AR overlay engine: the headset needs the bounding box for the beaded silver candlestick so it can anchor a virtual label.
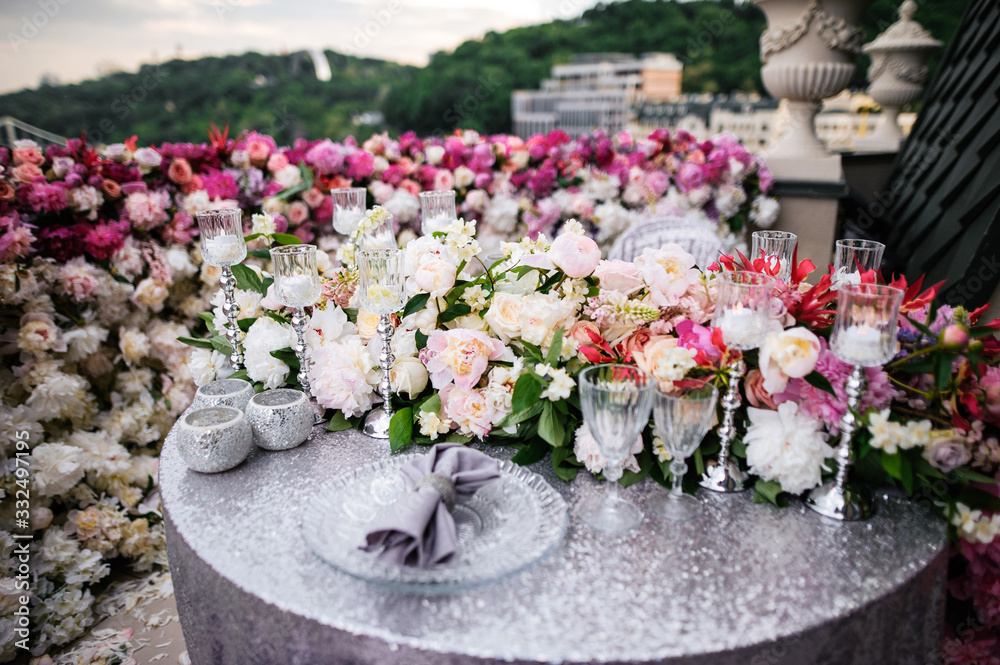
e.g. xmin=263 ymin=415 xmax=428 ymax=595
xmin=270 ymin=244 xmax=324 ymax=423
xmin=701 ymin=271 xmax=775 ymax=493
xmin=807 ymin=283 xmax=904 ymax=521
xmin=357 ymin=248 xmax=406 ymax=439
xmin=197 ymin=208 xmax=247 ymax=371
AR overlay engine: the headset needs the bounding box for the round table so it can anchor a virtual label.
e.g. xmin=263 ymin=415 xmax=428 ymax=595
xmin=161 ymin=424 xmax=948 ymax=665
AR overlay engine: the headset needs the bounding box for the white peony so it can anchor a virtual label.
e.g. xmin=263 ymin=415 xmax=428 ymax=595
xmin=165 ymin=246 xmax=197 ymax=279
xmin=383 ymin=189 xmax=420 ymax=224
xmin=64 ymin=324 xmax=109 ymax=361
xmin=305 ymin=305 xmax=356 ymax=350
xmin=750 ymin=196 xmax=780 ymax=228
xmin=483 ymin=195 xmax=520 ymax=233
xmin=243 ymin=317 xmax=296 ymax=390
xmin=744 ymin=402 xmax=834 ymax=495
xmin=715 ymin=183 xmax=747 ymax=219
xmin=188 ymin=348 xmax=230 ymax=386
xmin=118 ymin=327 xmax=151 ymax=365
xmin=309 ymin=339 xmax=380 ymax=417
xmin=635 ymin=244 xmax=701 ymax=307
xmin=518 ymin=292 xmax=577 ymax=348
xmin=31 ymin=443 xmax=86 ymax=497
xmin=273 ymin=164 xmax=302 ymax=189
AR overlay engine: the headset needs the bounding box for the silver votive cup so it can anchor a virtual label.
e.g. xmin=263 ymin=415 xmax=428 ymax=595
xmin=191 ymin=379 xmax=254 ymax=412
xmin=177 ymin=406 xmax=253 ymax=473
xmin=245 ymin=389 xmax=314 ymax=451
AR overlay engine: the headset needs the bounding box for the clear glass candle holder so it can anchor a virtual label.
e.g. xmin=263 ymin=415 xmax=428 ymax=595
xmin=356 ymin=208 xmax=397 ymax=252
xmin=419 ymin=190 xmax=457 ymax=236
xmin=271 ymin=245 xmax=321 ymax=308
xmin=332 ymin=188 xmax=367 ymax=236
xmin=834 ymin=239 xmax=885 ymax=289
xmin=711 ymin=271 xmax=776 ymax=351
xmin=197 ymin=208 xmax=247 ymax=370
xmin=357 ymin=248 xmax=407 ymax=439
xmin=751 ymin=230 xmax=797 ymax=282
xmin=197 ymin=208 xmax=246 ymax=267
xmin=830 ymin=283 xmax=904 ymax=367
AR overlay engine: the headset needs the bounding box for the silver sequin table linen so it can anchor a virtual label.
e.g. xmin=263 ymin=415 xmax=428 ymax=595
xmin=161 ymin=425 xmax=948 ymax=665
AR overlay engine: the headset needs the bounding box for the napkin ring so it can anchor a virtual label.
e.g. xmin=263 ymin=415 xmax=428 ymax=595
xmin=415 ymin=473 xmax=457 ymax=511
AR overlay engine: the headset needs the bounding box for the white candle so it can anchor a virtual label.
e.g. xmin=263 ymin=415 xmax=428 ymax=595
xmin=832 ymin=324 xmax=887 ymax=366
xmin=278 ymin=274 xmax=318 ymax=307
xmin=204 ymin=234 xmax=245 ymax=266
xmin=422 ymin=214 xmax=452 ymax=235
xmin=716 ymin=306 xmax=763 ymax=349
xmin=333 ymin=208 xmax=364 ymax=235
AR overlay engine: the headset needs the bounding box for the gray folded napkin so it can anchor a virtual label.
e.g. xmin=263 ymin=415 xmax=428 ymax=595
xmin=361 ymin=444 xmax=501 ymax=568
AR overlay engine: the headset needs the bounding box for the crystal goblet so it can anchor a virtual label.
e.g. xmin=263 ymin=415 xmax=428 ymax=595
xmin=833 ymin=239 xmax=885 ymax=289
xmin=751 ymin=230 xmax=797 ymax=283
xmin=577 ymin=364 xmax=655 ymax=533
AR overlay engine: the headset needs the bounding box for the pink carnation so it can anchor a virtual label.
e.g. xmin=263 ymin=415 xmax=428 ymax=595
xmin=422 ymin=329 xmax=505 ymax=390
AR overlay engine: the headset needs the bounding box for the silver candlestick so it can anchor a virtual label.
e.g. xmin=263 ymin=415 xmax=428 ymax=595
xmin=363 ymin=314 xmax=395 ymax=438
xmin=701 ymin=359 xmax=748 ymax=492
xmin=290 ymin=307 xmax=323 ymax=423
xmin=220 ymin=266 xmax=244 ymax=371
xmin=807 ymin=364 xmax=871 ymax=520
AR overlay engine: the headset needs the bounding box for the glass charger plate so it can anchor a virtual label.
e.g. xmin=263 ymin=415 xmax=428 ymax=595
xmin=301 ymin=454 xmax=568 ymax=593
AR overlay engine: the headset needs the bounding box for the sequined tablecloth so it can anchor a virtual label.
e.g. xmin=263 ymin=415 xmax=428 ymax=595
xmin=161 ymin=425 xmax=948 ymax=665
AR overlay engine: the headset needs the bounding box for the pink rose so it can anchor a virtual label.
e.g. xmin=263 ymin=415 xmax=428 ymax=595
xmin=569 ymin=320 xmax=601 ymax=345
xmin=167 ymin=158 xmax=193 ymax=185
xmin=303 ymin=187 xmax=325 ymax=209
xmin=247 ymin=139 xmax=271 ymax=165
xmin=287 ymin=201 xmax=309 ymax=225
xmin=101 ymin=179 xmax=122 ymax=200
xmin=433 ymin=169 xmax=455 ymax=191
xmin=11 ymin=163 xmax=43 ymax=183
xmin=267 ymin=153 xmax=290 ymax=173
xmin=398 ymin=179 xmax=421 ymax=196
xmin=13 ymin=148 xmax=44 ymax=166
xmin=441 ymin=385 xmax=493 ymax=438
xmin=422 ymin=329 xmax=505 ymax=390
xmin=547 ymin=232 xmax=601 ymax=278
xmin=593 ymin=259 xmax=644 ymax=295
xmin=744 ymin=369 xmax=778 ymax=409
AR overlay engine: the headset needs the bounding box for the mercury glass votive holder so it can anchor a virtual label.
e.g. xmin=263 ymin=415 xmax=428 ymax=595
xmin=191 ymin=379 xmax=253 ymax=412
xmin=419 ymin=190 xmax=457 ymax=235
xmin=246 ymin=389 xmax=314 ymax=451
xmin=177 ymin=406 xmax=253 ymax=473
xmin=751 ymin=230 xmax=797 ymax=282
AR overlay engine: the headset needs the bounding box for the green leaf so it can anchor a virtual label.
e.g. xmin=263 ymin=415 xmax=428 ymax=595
xmin=419 ymin=393 xmax=442 ymax=414
xmin=511 ymin=374 xmax=543 ymax=414
xmin=956 ymin=487 xmax=1000 ymax=512
xmin=511 ymin=439 xmax=550 ymax=466
xmin=389 ymin=407 xmax=413 ymax=452
xmin=545 ymin=327 xmax=564 ymax=365
xmin=178 ymin=336 xmax=216 ymax=350
xmin=439 ymin=303 xmax=472 ymax=323
xmin=225 ymin=368 xmax=251 ymax=382
xmin=881 ymin=451 xmax=903 ymax=479
xmin=415 ymin=330 xmax=428 ymax=351
xmin=343 ymin=308 xmax=358 ymax=323
xmin=538 ymin=401 xmax=565 ymax=448
xmin=326 ymin=411 xmax=353 ymax=432
xmin=243 ymin=232 xmax=264 ymax=242
xmin=519 ymin=339 xmax=543 ymax=362
xmin=496 ymin=401 xmax=544 ymax=429
xmin=444 ymin=432 xmax=473 ymax=444
xmin=270 ymin=348 xmax=300 ymax=371
xmin=951 ymin=467 xmax=1000 ymax=485
xmin=904 ymin=315 xmax=935 ymax=338
xmin=551 ymin=447 xmax=580 ymax=482
xmin=403 ymin=293 xmax=431 ymax=318
xmin=804 ymin=371 xmax=836 ymax=396
xmin=272 ymin=233 xmax=303 ymax=246
xmin=237 ymin=317 xmax=257 ymax=333
xmin=248 ymin=248 xmax=272 ymax=259
xmin=753 ymin=480 xmax=783 ymax=505
xmin=935 ymin=353 xmax=953 ymax=391
xmin=209 ymin=336 xmax=233 ymax=355
xmin=231 ymin=263 xmax=265 ymax=294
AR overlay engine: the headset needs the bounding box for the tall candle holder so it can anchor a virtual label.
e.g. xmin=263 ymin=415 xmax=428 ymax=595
xmin=419 ymin=190 xmax=457 ymax=236
xmin=807 ymin=283 xmax=904 ymax=521
xmin=357 ymin=248 xmax=407 ymax=439
xmin=197 ymin=208 xmax=247 ymax=372
xmin=332 ymin=188 xmax=367 ymax=261
xmin=751 ymin=230 xmax=797 ymax=282
xmin=702 ymin=271 xmax=775 ymax=493
xmin=270 ymin=244 xmax=323 ymax=423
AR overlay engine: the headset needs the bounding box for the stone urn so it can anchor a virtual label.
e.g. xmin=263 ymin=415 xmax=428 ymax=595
xmin=857 ymin=0 xmax=941 ymax=152
xmin=753 ymin=0 xmax=875 ymax=180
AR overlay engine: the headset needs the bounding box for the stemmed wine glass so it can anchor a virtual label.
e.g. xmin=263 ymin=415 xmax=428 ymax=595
xmin=270 ymin=244 xmax=323 ymax=422
xmin=807 ymin=283 xmax=903 ymax=520
xmin=751 ymin=230 xmax=797 ymax=282
xmin=577 ymin=364 xmax=655 ymax=533
xmin=419 ymin=190 xmax=457 ymax=236
xmin=651 ymin=380 xmax=719 ymax=521
xmin=357 ymin=248 xmax=407 ymax=439
xmin=833 ymin=239 xmax=885 ymax=289
xmin=702 ymin=270 xmax=775 ymax=493
xmin=197 ymin=208 xmax=247 ymax=372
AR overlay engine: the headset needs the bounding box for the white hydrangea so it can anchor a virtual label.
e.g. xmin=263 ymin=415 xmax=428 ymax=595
xmin=750 ymin=195 xmax=780 ymax=228
xmin=744 ymin=402 xmax=834 ymax=495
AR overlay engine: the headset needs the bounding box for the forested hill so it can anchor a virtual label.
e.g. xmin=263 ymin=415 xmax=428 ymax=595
xmin=0 ymin=0 xmax=969 ymax=144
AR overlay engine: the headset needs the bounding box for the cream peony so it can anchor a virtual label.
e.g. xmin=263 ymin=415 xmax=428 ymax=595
xmin=414 ymin=259 xmax=457 ymax=298
xmin=118 ymin=327 xmax=151 ymax=365
xmin=131 ymin=278 xmax=169 ymax=312
xmin=744 ymin=402 xmax=834 ymax=495
xmin=547 ymin=231 xmax=601 ymax=278
xmin=483 ymin=292 xmax=524 ymax=343
xmin=758 ymin=327 xmax=821 ymax=394
xmin=518 ymin=292 xmax=577 ymax=348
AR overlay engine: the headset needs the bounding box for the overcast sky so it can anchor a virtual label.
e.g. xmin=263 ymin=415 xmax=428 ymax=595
xmin=0 ymin=0 xmax=604 ymax=94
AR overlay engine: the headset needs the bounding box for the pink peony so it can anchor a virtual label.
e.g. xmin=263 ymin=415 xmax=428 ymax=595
xmin=422 ymin=329 xmax=505 ymax=390
xmin=441 ymin=385 xmax=493 ymax=438
xmin=547 ymin=232 xmax=601 ymax=278
xmin=593 ymin=259 xmax=644 ymax=295
xmin=0 ymin=217 xmax=35 ymax=263
xmin=124 ymin=190 xmax=170 ymax=230
xmin=305 ymin=139 xmax=344 ymax=175
xmin=346 ymin=151 xmax=375 ymax=180
xmin=26 ymin=182 xmax=68 ymax=212
xmin=635 ymin=244 xmax=700 ymax=307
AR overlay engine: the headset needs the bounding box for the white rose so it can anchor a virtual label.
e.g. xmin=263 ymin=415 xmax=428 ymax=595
xmin=484 ymin=292 xmax=523 ymax=343
xmin=262 ymin=196 xmax=287 ymax=216
xmin=356 ymin=309 xmax=381 ymax=342
xmin=390 ymin=357 xmax=429 ymax=397
xmin=414 ymin=260 xmax=457 ymax=298
xmin=453 ymin=165 xmax=475 ymax=189
xmin=758 ymin=327 xmax=821 ymax=395
xmin=273 ymin=164 xmax=302 ymax=189
xmin=425 ymin=145 xmax=445 ymax=165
